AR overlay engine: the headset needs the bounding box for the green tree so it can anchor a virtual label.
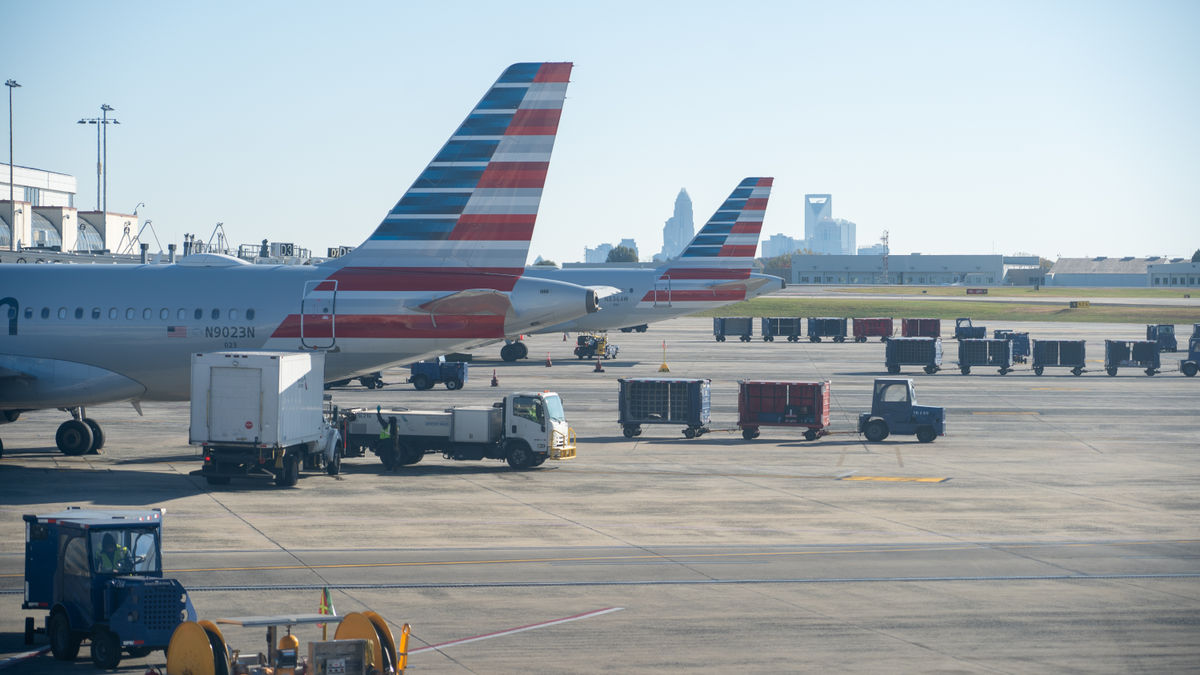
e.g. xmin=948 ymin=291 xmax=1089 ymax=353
xmin=531 ymin=259 xmax=558 ymax=267
xmin=606 ymin=245 xmax=638 ymax=263
xmin=1192 ymin=249 xmax=1200 ymax=263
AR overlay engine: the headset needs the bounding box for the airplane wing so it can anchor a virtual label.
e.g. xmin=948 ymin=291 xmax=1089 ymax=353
xmin=416 ymin=289 xmax=514 ymax=316
xmin=0 ymin=364 xmax=36 ymax=381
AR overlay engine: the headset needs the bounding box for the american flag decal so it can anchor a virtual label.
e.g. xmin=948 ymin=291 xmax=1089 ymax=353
xmin=167 ymin=326 xmax=187 ymax=338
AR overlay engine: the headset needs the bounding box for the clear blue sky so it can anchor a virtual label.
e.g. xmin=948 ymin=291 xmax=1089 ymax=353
xmin=4 ymin=1 xmax=1197 ymax=262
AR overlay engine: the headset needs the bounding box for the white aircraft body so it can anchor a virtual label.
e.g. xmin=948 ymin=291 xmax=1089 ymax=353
xmin=498 ymin=178 xmax=783 ymax=361
xmin=0 ymin=61 xmax=602 ymax=455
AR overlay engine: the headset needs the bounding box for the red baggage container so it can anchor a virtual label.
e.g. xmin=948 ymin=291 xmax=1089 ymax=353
xmin=901 ymin=318 xmax=941 ymax=338
xmin=737 ymin=380 xmax=831 ymax=441
xmin=852 ymin=317 xmax=894 ymax=343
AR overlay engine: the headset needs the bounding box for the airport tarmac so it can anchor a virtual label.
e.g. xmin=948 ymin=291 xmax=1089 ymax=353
xmin=1 ymin=317 xmax=1198 ymax=673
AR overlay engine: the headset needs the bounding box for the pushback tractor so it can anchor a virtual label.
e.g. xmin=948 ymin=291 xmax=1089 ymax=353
xmin=22 ymin=508 xmax=195 ymax=669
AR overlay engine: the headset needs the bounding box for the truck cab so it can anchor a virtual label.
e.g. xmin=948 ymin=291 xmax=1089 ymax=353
xmin=954 ymin=318 xmax=986 ymax=339
xmin=1182 ymin=336 xmax=1200 ymax=377
xmin=858 ymin=378 xmax=945 ymax=443
xmin=504 ymin=392 xmax=576 ymax=467
xmin=1146 ymin=324 xmax=1177 ymax=352
xmin=23 ymin=508 xmax=195 ymax=669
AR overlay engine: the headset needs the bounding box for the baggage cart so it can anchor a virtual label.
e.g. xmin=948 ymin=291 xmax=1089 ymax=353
xmin=806 ymin=317 xmax=848 ymax=343
xmin=713 ymin=317 xmax=753 ymax=342
xmin=1031 ymin=339 xmax=1086 ymax=376
xmin=901 ymin=318 xmax=941 ymax=338
xmin=853 ymin=317 xmax=893 ymax=342
xmin=618 ymin=377 xmax=711 ymax=438
xmin=885 ymin=337 xmax=942 ymax=374
xmin=738 ymin=380 xmax=831 ymax=441
xmin=761 ymin=317 xmax=803 ymax=342
xmin=956 ymin=338 xmax=1015 ymax=375
xmin=408 ymin=358 xmax=468 ymax=390
xmin=1104 ymin=340 xmax=1161 ymax=376
xmin=993 ymin=330 xmax=1031 ymax=363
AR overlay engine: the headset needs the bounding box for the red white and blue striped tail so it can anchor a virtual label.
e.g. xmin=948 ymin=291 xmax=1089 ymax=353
xmin=676 ymin=177 xmax=772 ymax=263
xmin=332 ymin=62 xmax=572 ymax=274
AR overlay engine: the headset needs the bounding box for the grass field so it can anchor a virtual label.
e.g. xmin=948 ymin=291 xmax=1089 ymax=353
xmin=699 ymin=297 xmax=1200 ymax=324
xmin=823 ymin=285 xmax=1194 ymax=299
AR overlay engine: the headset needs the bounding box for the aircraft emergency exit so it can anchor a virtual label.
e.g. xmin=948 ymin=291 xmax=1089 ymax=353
xmin=0 ymin=62 xmax=599 ymax=455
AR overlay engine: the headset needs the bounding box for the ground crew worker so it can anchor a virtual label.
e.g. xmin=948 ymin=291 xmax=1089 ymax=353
xmin=94 ymin=533 xmax=128 ymax=573
xmin=376 ymin=405 xmax=400 ymax=470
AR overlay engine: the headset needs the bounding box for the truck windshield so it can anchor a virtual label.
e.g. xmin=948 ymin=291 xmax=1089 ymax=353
xmin=90 ymin=528 xmax=160 ymax=575
xmin=542 ymin=395 xmax=566 ymax=423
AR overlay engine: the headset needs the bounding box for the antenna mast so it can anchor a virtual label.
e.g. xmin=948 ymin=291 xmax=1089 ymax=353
xmin=880 ymin=230 xmax=890 ymax=284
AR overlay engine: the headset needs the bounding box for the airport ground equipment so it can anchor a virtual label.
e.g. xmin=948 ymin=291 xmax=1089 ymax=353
xmin=573 ymin=334 xmax=619 ymax=359
xmin=761 ymin=317 xmax=803 ymax=342
xmin=993 ymin=330 xmax=1031 ymax=363
xmin=738 ymin=380 xmax=831 ymax=440
xmin=1180 ymin=335 xmax=1200 ymax=377
xmin=341 ymin=392 xmax=575 ymax=469
xmin=1146 ymin=324 xmax=1177 ymax=352
xmin=858 ymin=378 xmax=946 ymax=443
xmin=618 ymin=377 xmax=711 ymax=438
xmin=190 ymin=351 xmax=338 ymax=487
xmin=1193 ymin=323 xmax=1200 ymax=339
xmin=901 ymin=317 xmax=941 ymax=338
xmin=954 ymin=317 xmax=987 ymax=339
xmin=807 ymin=317 xmax=848 ymax=343
xmin=853 ymin=317 xmax=894 ymax=342
xmin=1104 ymin=339 xmax=1161 ymax=376
xmin=408 ymin=358 xmax=468 ymax=390
xmin=324 ymin=371 xmax=385 ymax=389
xmin=713 ymin=317 xmax=753 ymax=342
xmin=885 ymin=337 xmax=943 ymax=374
xmin=23 ymin=507 xmax=195 ymax=669
xmin=619 ymin=324 xmax=649 ymax=333
xmin=957 ymin=338 xmax=1015 ymax=375
xmin=1031 ymin=339 xmax=1087 ymax=376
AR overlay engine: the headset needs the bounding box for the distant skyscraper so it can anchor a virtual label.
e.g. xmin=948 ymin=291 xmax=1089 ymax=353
xmin=658 ymin=188 xmax=693 ymax=260
xmin=803 ymin=194 xmax=856 ymax=255
xmin=761 ymin=233 xmax=805 ymax=259
xmin=584 ymin=242 xmax=614 ymax=263
xmin=803 ymin=194 xmax=832 ymax=243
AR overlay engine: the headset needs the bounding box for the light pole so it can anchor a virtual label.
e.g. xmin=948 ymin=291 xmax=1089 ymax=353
xmin=77 ymin=104 xmax=118 ymax=213
xmin=5 ymin=79 xmax=19 ymax=206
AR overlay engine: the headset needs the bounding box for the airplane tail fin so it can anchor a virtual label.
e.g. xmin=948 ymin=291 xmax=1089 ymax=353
xmin=332 ymin=62 xmax=572 ymax=274
xmin=676 ymin=177 xmax=772 ymax=262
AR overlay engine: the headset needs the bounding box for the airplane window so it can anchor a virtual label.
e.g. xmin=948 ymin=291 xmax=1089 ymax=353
xmin=194 ymin=308 xmax=202 ymax=320
xmin=211 ymin=309 xmax=220 ymax=320
xmin=74 ymin=308 xmax=83 ymax=319
xmin=126 ymin=308 xmax=135 ymax=320
xmin=24 ymin=307 xmax=33 ymax=319
xmin=160 ymin=308 xmax=169 ymax=320
xmin=92 ymin=308 xmax=101 ymax=319
xmin=177 ymin=308 xmax=186 ymax=320
xmin=229 ymin=309 xmax=239 ymax=320
xmin=41 ymin=308 xmax=49 ymax=319
xmin=108 ymin=308 xmax=118 ymax=320
xmin=58 ymin=307 xmax=66 ymax=319
xmin=143 ymin=308 xmax=152 ymax=320
xmin=246 ymin=309 xmax=255 ymax=320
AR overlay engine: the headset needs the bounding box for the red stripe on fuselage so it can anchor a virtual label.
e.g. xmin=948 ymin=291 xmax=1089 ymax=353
xmin=640 ymin=289 xmax=747 ymax=303
xmin=507 ymin=109 xmax=561 ymax=135
xmin=323 ymin=267 xmax=524 ymax=292
xmin=449 ymin=214 xmax=537 ymax=241
xmin=476 ymin=162 xmax=549 ymax=189
xmin=270 ymin=314 xmax=507 ymax=339
xmin=658 ymin=268 xmax=751 ymax=280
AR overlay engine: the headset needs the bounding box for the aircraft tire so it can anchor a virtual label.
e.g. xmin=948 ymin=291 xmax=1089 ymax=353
xmin=56 ymin=420 xmax=94 ymax=456
xmin=515 ymin=341 xmax=529 ymax=359
xmin=83 ymin=418 xmax=105 ymax=453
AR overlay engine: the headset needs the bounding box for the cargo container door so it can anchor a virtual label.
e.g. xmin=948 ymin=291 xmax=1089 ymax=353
xmin=300 ymin=279 xmax=337 ymax=350
xmin=209 ymin=367 xmax=263 ymax=442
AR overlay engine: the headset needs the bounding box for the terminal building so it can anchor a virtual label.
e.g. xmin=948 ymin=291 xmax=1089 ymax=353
xmin=1 ymin=163 xmax=137 ymax=254
xmin=1147 ymin=260 xmax=1200 ymax=288
xmin=790 ymin=254 xmax=1041 ymax=286
xmin=1044 ymin=257 xmax=1192 ymax=287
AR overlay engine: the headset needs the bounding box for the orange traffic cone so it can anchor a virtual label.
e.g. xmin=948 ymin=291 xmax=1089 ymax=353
xmin=545 ymin=352 xmax=553 ymax=367
xmin=593 ymin=357 xmax=604 ymax=373
xmin=490 ymin=369 xmax=499 ymax=387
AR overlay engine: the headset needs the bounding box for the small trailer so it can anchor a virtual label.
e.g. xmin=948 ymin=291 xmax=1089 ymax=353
xmin=761 ymin=317 xmax=803 ymax=342
xmin=853 ymin=317 xmax=894 ymax=342
xmin=341 ymin=391 xmax=576 ymax=469
xmin=993 ymin=330 xmax=1031 ymax=363
xmin=738 ymin=380 xmax=831 ymax=440
xmin=1104 ymin=340 xmax=1161 ymax=376
xmin=409 ymin=358 xmax=468 ymax=390
xmin=324 ymin=371 xmax=384 ymax=389
xmin=954 ymin=318 xmax=986 ymax=339
xmin=901 ymin=317 xmax=941 ymax=338
xmin=713 ymin=317 xmax=753 ymax=342
xmin=807 ymin=317 xmax=848 ymax=343
xmin=1146 ymin=324 xmax=1177 ymax=352
xmin=957 ymin=338 xmax=1015 ymax=375
xmin=886 ymin=337 xmax=943 ymax=374
xmin=190 ymin=351 xmax=339 ymax=487
xmin=618 ymin=377 xmax=711 ymax=438
xmin=1031 ymin=339 xmax=1087 ymax=376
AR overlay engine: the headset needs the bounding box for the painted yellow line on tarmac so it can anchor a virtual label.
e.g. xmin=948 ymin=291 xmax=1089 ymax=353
xmin=971 ymin=411 xmax=1040 ymax=415
xmin=840 ymin=476 xmax=949 ymax=483
xmin=1030 ymin=387 xmax=1086 ymax=391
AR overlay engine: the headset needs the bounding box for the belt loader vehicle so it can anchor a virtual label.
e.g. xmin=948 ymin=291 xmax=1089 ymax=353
xmin=341 ymin=391 xmax=576 ymax=469
xmin=22 ymin=508 xmax=196 ymax=669
xmin=191 ymin=351 xmax=340 ymax=487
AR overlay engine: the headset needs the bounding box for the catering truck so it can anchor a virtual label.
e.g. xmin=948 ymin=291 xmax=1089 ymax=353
xmin=341 ymin=391 xmax=575 ymax=470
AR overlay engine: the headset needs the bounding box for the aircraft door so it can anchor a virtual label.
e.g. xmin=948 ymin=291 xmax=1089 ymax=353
xmin=300 ymin=279 xmax=337 ymax=350
xmin=653 ymin=276 xmax=672 ymax=308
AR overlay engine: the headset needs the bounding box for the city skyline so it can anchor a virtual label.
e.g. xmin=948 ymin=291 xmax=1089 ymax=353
xmin=2 ymin=1 xmax=1196 ymax=263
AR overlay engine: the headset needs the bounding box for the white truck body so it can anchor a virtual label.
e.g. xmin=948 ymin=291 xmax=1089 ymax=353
xmin=189 ymin=351 xmax=326 ymax=448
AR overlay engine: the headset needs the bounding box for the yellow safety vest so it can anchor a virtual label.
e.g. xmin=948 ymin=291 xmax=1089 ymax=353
xmin=95 ymin=546 xmax=128 ymax=573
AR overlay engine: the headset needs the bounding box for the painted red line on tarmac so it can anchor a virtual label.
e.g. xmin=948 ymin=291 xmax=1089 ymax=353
xmin=0 ymin=646 xmax=50 ymax=670
xmin=409 ymin=606 xmax=623 ymax=654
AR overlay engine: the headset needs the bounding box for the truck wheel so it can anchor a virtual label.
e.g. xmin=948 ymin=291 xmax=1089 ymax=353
xmin=622 ymin=425 xmax=637 ymax=439
xmin=1072 ymin=367 xmax=1084 ymax=376
xmin=1183 ymin=362 xmax=1198 ymax=377
xmin=1106 ymin=367 xmax=1118 ymax=376
xmin=999 ymin=368 xmax=1010 ymax=375
xmin=804 ymin=429 xmax=819 ymax=442
xmin=445 ymin=378 xmax=462 ymax=390
xmin=411 ymin=374 xmax=431 ymax=391
xmin=741 ymin=428 xmax=758 ymax=440
xmin=683 ymin=428 xmax=696 ymax=439
xmin=56 ymin=420 xmax=93 ymax=456
xmin=916 ymin=426 xmax=937 ymax=443
xmin=506 ymin=442 xmax=535 ymax=469
xmin=205 ymin=475 xmax=231 ymax=485
xmin=1145 ymin=368 xmax=1157 ymax=377
xmin=275 ymin=454 xmax=299 ymax=487
xmin=326 ymin=450 xmax=341 ymax=476
xmin=1034 ymin=366 xmax=1044 ymax=376
xmin=379 ymin=447 xmax=397 ymax=471
xmin=864 ymin=420 xmax=889 ymax=443
xmin=924 ymin=365 xmax=938 ymax=375
xmin=90 ymin=626 xmax=122 ymax=669
xmin=50 ymin=610 xmax=80 ymax=660
xmin=960 ymin=366 xmax=971 ymax=375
